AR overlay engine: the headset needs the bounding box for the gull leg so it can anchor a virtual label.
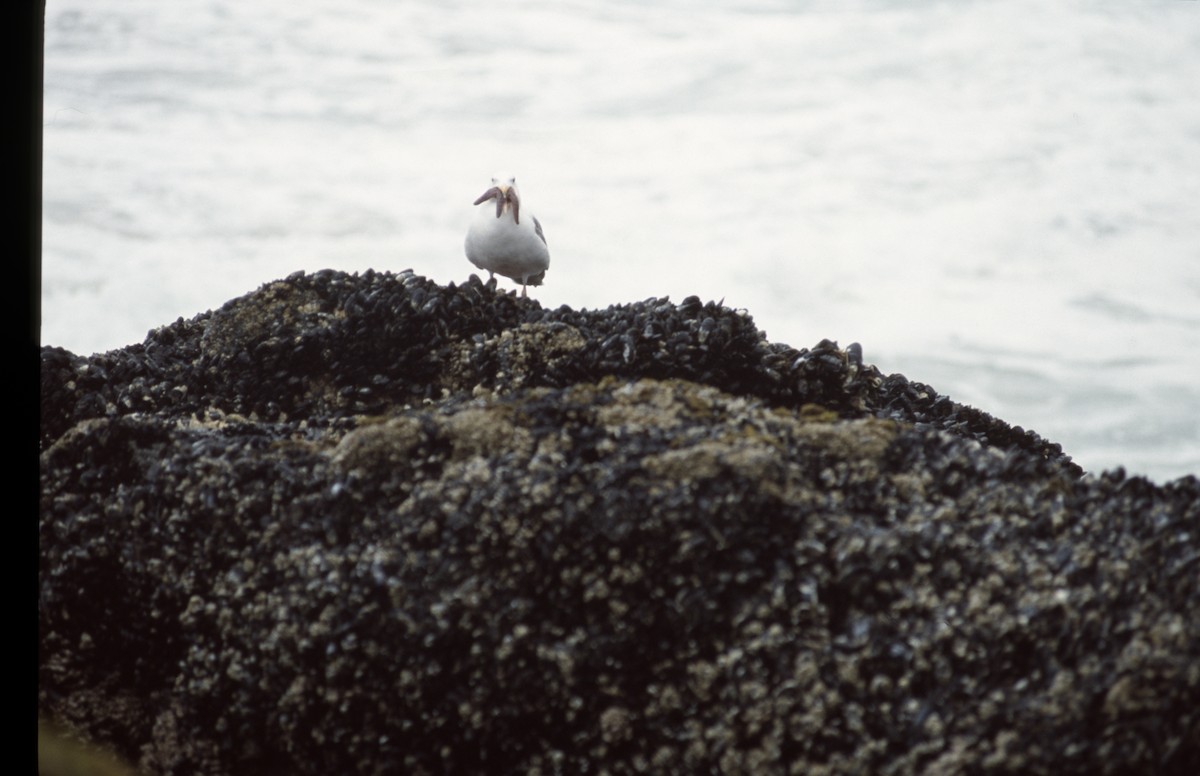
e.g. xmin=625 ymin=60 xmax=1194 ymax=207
xmin=521 ymin=284 xmax=528 ymax=298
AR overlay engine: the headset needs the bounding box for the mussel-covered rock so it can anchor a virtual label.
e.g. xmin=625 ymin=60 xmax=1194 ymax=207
xmin=40 ymin=270 xmax=1199 ymax=775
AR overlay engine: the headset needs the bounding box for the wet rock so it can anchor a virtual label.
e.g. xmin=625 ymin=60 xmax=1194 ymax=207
xmin=40 ymin=271 xmax=1199 ymax=774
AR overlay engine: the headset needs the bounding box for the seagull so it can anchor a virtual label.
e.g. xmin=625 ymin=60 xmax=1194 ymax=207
xmin=465 ymin=174 xmax=550 ymax=297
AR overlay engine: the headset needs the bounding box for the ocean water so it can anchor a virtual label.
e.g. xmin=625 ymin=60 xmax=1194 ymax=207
xmin=42 ymin=0 xmax=1200 ymax=482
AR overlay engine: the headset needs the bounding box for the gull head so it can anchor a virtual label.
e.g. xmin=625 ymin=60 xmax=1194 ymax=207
xmin=473 ymin=174 xmax=521 ymax=224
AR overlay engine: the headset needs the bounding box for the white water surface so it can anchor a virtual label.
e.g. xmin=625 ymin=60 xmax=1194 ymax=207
xmin=43 ymin=0 xmax=1200 ymax=481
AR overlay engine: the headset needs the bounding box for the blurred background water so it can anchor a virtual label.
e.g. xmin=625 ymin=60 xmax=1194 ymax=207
xmin=42 ymin=0 xmax=1200 ymax=481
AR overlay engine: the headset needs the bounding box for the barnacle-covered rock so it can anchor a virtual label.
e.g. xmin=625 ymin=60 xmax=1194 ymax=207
xmin=40 ymin=271 xmax=1199 ymax=775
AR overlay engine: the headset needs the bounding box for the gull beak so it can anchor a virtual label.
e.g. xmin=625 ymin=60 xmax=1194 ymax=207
xmin=497 ymin=184 xmax=520 ymax=224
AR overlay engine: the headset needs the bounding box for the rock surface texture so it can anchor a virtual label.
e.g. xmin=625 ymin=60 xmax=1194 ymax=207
xmin=40 ymin=270 xmax=1199 ymax=775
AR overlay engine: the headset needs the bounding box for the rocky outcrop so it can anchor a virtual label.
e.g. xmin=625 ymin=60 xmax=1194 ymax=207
xmin=40 ymin=270 xmax=1199 ymax=774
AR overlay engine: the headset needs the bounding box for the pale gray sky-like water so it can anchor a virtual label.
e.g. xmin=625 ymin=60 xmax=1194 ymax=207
xmin=42 ymin=0 xmax=1200 ymax=481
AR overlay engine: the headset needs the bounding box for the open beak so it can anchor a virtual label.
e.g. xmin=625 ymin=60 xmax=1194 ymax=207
xmin=473 ymin=185 xmax=520 ymax=224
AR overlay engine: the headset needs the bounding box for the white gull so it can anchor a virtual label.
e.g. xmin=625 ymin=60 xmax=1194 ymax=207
xmin=464 ymin=174 xmax=550 ymax=297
